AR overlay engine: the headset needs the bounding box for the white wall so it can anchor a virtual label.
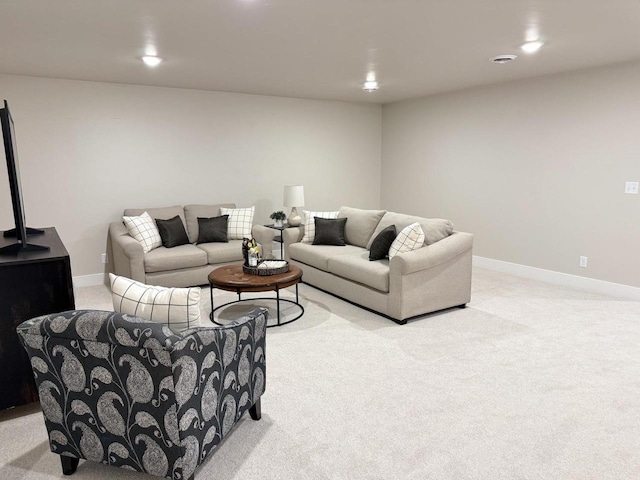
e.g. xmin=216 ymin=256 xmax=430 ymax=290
xmin=0 ymin=75 xmax=382 ymax=278
xmin=382 ymin=62 xmax=640 ymax=288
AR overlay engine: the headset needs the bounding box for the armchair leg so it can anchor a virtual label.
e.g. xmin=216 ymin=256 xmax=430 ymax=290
xmin=60 ymin=456 xmax=79 ymax=475
xmin=249 ymin=398 xmax=261 ymax=420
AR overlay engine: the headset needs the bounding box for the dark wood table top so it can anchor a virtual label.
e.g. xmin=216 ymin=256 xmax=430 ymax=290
xmin=209 ymin=264 xmax=302 ymax=293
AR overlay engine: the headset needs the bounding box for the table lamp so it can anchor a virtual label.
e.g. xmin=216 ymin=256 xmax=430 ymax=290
xmin=284 ymin=185 xmax=304 ymax=227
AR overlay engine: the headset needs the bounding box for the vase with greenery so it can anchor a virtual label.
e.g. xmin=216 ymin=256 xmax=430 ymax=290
xmin=270 ymin=211 xmax=286 ymax=227
xmin=242 ymin=237 xmax=260 ymax=266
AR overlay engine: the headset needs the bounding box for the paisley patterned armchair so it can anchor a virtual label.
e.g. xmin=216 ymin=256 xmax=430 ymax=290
xmin=16 ymin=308 xmax=267 ymax=480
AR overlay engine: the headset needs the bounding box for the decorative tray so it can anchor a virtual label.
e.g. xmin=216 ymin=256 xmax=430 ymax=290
xmin=243 ymin=260 xmax=290 ymax=276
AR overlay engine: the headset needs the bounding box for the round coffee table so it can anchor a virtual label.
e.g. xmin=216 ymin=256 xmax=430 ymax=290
xmin=208 ymin=264 xmax=304 ymax=328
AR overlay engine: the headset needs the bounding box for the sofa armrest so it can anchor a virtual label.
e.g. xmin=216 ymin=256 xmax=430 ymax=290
xmin=169 ymin=308 xmax=268 ymax=476
xmin=109 ymin=222 xmax=145 ymax=282
xmin=283 ymin=227 xmax=304 ymax=260
xmin=390 ymin=232 xmax=474 ymax=276
xmin=252 ymin=225 xmax=276 ymax=258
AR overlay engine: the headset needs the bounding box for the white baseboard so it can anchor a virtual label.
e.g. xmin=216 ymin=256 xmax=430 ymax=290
xmin=73 ymin=273 xmax=107 ymax=288
xmin=473 ymin=256 xmax=640 ymax=301
xmin=74 ymin=258 xmax=640 ymax=301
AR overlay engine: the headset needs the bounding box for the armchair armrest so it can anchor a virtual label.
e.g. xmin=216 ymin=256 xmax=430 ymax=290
xmin=109 ymin=222 xmax=145 ymax=282
xmin=283 ymin=227 xmax=304 ymax=260
xmin=390 ymin=232 xmax=474 ymax=276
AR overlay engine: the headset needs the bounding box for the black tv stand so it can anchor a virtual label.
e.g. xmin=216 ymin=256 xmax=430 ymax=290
xmin=0 ymin=227 xmax=74 ymax=410
xmin=3 ymin=227 xmax=45 ymax=238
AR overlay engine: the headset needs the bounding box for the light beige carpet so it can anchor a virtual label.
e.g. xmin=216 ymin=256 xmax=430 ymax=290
xmin=1 ymin=268 xmax=640 ymax=480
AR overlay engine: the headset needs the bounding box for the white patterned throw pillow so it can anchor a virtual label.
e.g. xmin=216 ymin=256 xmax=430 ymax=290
xmin=220 ymin=206 xmax=255 ymax=240
xmin=109 ymin=274 xmax=201 ymax=332
xmin=302 ymin=210 xmax=339 ymax=243
xmin=122 ymin=211 xmax=162 ymax=253
xmin=388 ymin=222 xmax=425 ymax=258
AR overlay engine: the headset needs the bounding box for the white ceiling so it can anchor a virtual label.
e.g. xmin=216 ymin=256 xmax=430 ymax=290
xmin=1 ymin=0 xmax=640 ymax=104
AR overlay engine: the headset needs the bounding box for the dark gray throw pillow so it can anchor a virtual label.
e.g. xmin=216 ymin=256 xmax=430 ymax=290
xmin=197 ymin=215 xmax=229 ymax=243
xmin=313 ymin=217 xmax=347 ymax=246
xmin=369 ymin=224 xmax=397 ymax=261
xmin=156 ymin=215 xmax=190 ymax=248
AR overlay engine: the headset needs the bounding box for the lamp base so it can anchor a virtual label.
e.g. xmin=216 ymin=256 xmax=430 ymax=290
xmin=288 ymin=207 xmax=302 ymax=227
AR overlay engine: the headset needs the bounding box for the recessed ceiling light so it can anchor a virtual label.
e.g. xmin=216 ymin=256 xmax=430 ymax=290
xmin=521 ymin=41 xmax=544 ymax=53
xmin=363 ymin=80 xmax=379 ymax=92
xmin=491 ymin=54 xmax=517 ymax=64
xmin=142 ymin=55 xmax=163 ymax=67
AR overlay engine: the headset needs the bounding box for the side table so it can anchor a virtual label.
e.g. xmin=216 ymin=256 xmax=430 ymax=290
xmin=264 ymin=224 xmax=295 ymax=259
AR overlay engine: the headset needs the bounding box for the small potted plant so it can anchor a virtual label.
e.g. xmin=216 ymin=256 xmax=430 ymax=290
xmin=270 ymin=211 xmax=286 ymax=227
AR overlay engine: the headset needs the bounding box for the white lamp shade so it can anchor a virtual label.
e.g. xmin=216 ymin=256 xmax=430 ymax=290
xmin=283 ymin=185 xmax=305 ymax=207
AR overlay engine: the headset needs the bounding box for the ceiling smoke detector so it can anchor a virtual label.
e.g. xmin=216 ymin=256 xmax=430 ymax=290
xmin=491 ymin=54 xmax=517 ymax=64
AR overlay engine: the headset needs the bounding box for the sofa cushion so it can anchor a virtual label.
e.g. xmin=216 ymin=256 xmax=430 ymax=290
xmin=156 ymin=215 xmax=190 ymax=248
xmin=197 ymin=215 xmax=229 ymax=244
xmin=124 ymin=205 xmax=186 ymax=227
xmin=313 ymin=217 xmax=347 ymax=246
xmin=196 ymin=240 xmax=245 ymax=264
xmin=109 ymin=274 xmax=201 ymax=332
xmin=389 ymin=222 xmax=425 ymax=258
xmin=338 ymin=206 xmax=386 ymax=248
xmin=328 ymin=250 xmax=390 ymax=292
xmin=144 ymin=244 xmax=208 ymax=273
xmin=289 ymin=243 xmax=363 ymax=271
xmin=184 ymin=203 xmax=236 ymax=243
xmin=220 ymin=206 xmax=255 ymax=240
xmin=369 ymin=224 xmax=397 ymax=261
xmin=301 ymin=210 xmax=339 ymax=243
xmin=367 ymin=212 xmax=453 ymax=248
xmin=123 ymin=211 xmax=162 ymax=253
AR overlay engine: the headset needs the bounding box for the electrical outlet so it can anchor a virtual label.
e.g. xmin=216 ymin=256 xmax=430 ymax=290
xmin=625 ymin=181 xmax=639 ymax=194
xmin=101 ymin=253 xmax=108 ymax=264
xmin=579 ymin=256 xmax=588 ymax=268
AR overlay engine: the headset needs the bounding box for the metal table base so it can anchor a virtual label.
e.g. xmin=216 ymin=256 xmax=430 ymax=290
xmin=210 ymin=283 xmax=304 ymax=328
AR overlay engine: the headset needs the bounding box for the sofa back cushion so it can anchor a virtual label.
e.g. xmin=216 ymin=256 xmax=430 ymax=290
xmin=124 ymin=205 xmax=186 ymax=232
xmin=366 ymin=212 xmax=453 ymax=249
xmin=184 ymin=203 xmax=236 ymax=243
xmin=337 ymin=206 xmax=386 ymax=248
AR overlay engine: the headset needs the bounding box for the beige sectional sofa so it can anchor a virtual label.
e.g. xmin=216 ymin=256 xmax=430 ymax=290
xmin=276 ymin=207 xmax=473 ymax=324
xmin=109 ymin=204 xmax=264 ymax=288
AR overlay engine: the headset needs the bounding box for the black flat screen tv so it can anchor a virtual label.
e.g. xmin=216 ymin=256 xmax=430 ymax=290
xmin=0 ymin=100 xmax=48 ymax=254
